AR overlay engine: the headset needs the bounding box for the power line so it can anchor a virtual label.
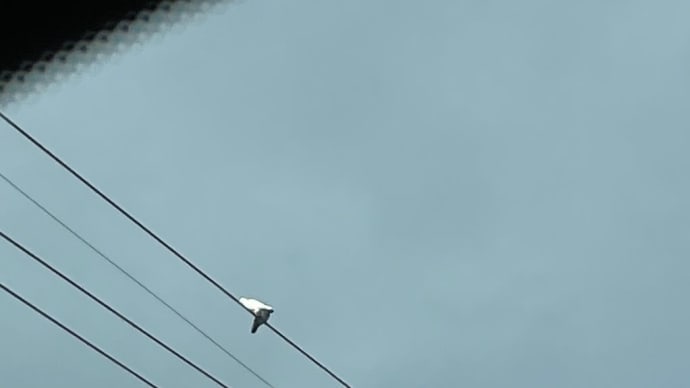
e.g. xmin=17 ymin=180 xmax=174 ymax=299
xmin=1 ymin=111 xmax=352 ymax=387
xmin=0 ymin=170 xmax=275 ymax=388
xmin=0 ymin=282 xmax=159 ymax=388
xmin=0 ymin=229 xmax=232 ymax=388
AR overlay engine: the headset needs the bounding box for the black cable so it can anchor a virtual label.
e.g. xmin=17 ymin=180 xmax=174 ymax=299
xmin=0 ymin=110 xmax=352 ymax=387
xmin=0 ymin=229 xmax=231 ymax=388
xmin=0 ymin=282 xmax=159 ymax=388
xmin=0 ymin=170 xmax=275 ymax=388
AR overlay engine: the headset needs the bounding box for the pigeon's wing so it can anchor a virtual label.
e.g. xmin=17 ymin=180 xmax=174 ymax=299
xmin=251 ymin=316 xmax=262 ymax=333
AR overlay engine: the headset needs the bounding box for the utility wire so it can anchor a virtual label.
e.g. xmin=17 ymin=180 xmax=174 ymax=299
xmin=1 ymin=110 xmax=352 ymax=387
xmin=0 ymin=282 xmax=159 ymax=388
xmin=0 ymin=229 xmax=232 ymax=388
xmin=0 ymin=170 xmax=275 ymax=388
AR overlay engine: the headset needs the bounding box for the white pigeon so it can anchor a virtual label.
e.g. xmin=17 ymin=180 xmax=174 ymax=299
xmin=239 ymin=297 xmax=274 ymax=334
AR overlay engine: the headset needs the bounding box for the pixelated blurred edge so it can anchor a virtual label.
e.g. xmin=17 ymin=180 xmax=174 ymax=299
xmin=0 ymin=0 xmax=228 ymax=107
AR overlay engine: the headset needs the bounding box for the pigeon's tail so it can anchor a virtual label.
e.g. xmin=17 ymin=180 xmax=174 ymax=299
xmin=251 ymin=317 xmax=261 ymax=333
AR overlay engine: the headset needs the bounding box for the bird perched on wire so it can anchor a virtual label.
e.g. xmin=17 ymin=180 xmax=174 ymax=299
xmin=239 ymin=297 xmax=274 ymax=334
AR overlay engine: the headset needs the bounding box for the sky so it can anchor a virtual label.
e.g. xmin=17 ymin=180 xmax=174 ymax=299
xmin=1 ymin=0 xmax=689 ymax=387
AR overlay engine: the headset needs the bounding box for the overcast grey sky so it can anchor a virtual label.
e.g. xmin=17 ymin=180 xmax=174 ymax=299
xmin=1 ymin=0 xmax=689 ymax=387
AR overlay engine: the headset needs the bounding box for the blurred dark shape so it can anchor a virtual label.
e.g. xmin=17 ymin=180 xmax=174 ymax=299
xmin=0 ymin=0 xmax=222 ymax=105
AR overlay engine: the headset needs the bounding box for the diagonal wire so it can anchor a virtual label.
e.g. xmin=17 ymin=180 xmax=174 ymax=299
xmin=0 ymin=110 xmax=352 ymax=387
xmin=0 ymin=282 xmax=159 ymax=388
xmin=0 ymin=170 xmax=275 ymax=388
xmin=0 ymin=229 xmax=232 ymax=388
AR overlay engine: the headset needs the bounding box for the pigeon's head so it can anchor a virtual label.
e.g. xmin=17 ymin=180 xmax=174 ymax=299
xmin=257 ymin=307 xmax=273 ymax=320
xmin=259 ymin=302 xmax=274 ymax=313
